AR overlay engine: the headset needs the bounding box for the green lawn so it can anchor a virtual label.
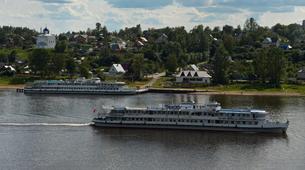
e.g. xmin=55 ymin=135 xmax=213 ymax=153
xmin=151 ymin=77 xmax=305 ymax=94
xmin=152 ymin=77 xmax=173 ymax=88
xmin=0 ymin=77 xmax=11 ymax=85
xmin=126 ymin=78 xmax=152 ymax=88
xmin=207 ymin=84 xmax=305 ymax=94
xmin=0 ymin=76 xmax=40 ymax=85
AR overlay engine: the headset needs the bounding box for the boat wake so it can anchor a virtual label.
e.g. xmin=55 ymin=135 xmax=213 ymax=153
xmin=0 ymin=122 xmax=93 ymax=127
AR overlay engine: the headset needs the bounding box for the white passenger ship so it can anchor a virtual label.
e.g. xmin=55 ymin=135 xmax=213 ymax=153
xmin=92 ymin=101 xmax=289 ymax=133
xmin=23 ymin=78 xmax=143 ymax=95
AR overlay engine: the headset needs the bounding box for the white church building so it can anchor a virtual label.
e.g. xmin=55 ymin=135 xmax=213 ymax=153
xmin=36 ymin=27 xmax=56 ymax=49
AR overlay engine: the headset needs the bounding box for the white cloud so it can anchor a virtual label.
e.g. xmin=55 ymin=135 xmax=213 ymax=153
xmin=259 ymin=6 xmax=305 ymax=26
xmin=0 ymin=0 xmax=305 ymax=34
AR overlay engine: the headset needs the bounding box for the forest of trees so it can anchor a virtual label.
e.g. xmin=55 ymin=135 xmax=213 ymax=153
xmin=1 ymin=18 xmax=305 ymax=87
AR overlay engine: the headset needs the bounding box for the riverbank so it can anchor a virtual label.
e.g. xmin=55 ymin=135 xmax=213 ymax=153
xmin=149 ymin=87 xmax=304 ymax=96
xmin=192 ymin=91 xmax=304 ymax=96
xmin=151 ymin=79 xmax=305 ymax=96
xmin=0 ymin=84 xmax=25 ymax=90
xmin=1 ymin=84 xmax=304 ymax=97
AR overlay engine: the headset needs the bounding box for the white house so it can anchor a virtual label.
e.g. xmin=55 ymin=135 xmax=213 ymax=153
xmin=262 ymin=37 xmax=280 ymax=48
xmin=109 ymin=64 xmax=126 ymax=75
xmin=36 ymin=27 xmax=56 ymax=49
xmin=176 ymin=70 xmax=211 ymax=84
xmin=297 ymin=68 xmax=305 ymax=80
xmin=0 ymin=65 xmax=16 ymax=75
xmin=110 ymin=41 xmax=127 ymax=51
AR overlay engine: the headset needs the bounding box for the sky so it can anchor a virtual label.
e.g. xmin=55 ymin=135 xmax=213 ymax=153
xmin=0 ymin=0 xmax=305 ymax=34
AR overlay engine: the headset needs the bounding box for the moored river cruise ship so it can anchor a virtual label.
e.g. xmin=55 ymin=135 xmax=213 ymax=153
xmin=92 ymin=101 xmax=289 ymax=133
xmin=23 ymin=78 xmax=145 ymax=95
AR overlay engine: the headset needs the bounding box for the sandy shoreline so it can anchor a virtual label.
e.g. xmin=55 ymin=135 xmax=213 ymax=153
xmin=0 ymin=84 xmax=25 ymax=90
xmin=150 ymin=87 xmax=305 ymax=96
xmin=191 ymin=91 xmax=304 ymax=97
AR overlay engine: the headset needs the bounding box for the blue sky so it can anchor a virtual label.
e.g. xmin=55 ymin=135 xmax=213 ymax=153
xmin=0 ymin=0 xmax=305 ymax=34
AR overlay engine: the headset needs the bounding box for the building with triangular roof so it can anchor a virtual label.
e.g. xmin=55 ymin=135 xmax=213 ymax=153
xmin=109 ymin=64 xmax=126 ymax=75
xmin=176 ymin=70 xmax=211 ymax=84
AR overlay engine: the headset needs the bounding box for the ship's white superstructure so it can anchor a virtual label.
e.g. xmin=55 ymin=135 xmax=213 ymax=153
xmin=92 ymin=101 xmax=289 ymax=133
xmin=24 ymin=78 xmax=140 ymax=95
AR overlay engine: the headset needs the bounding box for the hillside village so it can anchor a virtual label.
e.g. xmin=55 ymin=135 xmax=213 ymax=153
xmin=1 ymin=18 xmax=305 ymax=89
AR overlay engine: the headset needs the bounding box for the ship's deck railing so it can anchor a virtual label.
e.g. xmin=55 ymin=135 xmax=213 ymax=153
xmin=29 ymin=79 xmax=127 ymax=86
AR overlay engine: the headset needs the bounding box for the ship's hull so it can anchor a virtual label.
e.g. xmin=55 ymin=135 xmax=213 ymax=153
xmin=92 ymin=120 xmax=287 ymax=133
xmin=23 ymin=89 xmax=138 ymax=95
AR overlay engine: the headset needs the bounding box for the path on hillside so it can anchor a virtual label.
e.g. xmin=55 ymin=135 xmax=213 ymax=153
xmin=143 ymin=72 xmax=165 ymax=88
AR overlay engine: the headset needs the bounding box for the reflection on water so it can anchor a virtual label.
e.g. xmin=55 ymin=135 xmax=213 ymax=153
xmin=96 ymin=128 xmax=288 ymax=145
xmin=0 ymin=90 xmax=305 ymax=170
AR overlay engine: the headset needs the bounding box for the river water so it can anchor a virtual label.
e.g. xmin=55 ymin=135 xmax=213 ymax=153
xmin=0 ymin=90 xmax=304 ymax=170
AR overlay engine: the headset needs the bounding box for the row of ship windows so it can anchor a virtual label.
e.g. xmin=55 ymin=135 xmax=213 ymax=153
xmin=107 ymin=118 xmax=258 ymax=125
xmin=116 ymin=110 xmax=189 ymax=115
xmin=34 ymin=87 xmax=120 ymax=90
xmin=192 ymin=112 xmax=251 ymax=117
xmin=33 ymin=84 xmax=120 ymax=86
xmin=117 ymin=110 xmax=252 ymax=117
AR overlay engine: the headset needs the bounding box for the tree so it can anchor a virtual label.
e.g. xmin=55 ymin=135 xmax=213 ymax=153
xmin=0 ymin=52 xmax=7 ymax=63
xmin=244 ymin=17 xmax=259 ymax=32
xmin=136 ymin=24 xmax=142 ymax=36
xmin=58 ymin=34 xmax=67 ymax=41
xmin=49 ymin=53 xmax=66 ymax=75
xmin=65 ymin=57 xmax=76 ymax=76
xmin=166 ymin=54 xmax=177 ymax=73
xmin=188 ymin=25 xmax=209 ymax=53
xmin=0 ymin=31 xmax=5 ymax=45
xmin=223 ymin=34 xmax=235 ymax=54
xmin=126 ymin=55 xmax=144 ymax=81
xmin=234 ymin=25 xmax=242 ymax=36
xmin=241 ymin=18 xmax=261 ymax=45
xmin=96 ymin=22 xmax=101 ymax=31
xmin=254 ymin=49 xmax=268 ymax=83
xmin=79 ymin=64 xmax=90 ymax=78
xmin=223 ymin=25 xmax=234 ymax=35
xmin=29 ymin=49 xmax=50 ymax=76
xmin=99 ymin=55 xmax=120 ymax=66
xmin=96 ymin=69 xmax=106 ymax=81
xmin=267 ymin=48 xmax=287 ymax=87
xmin=8 ymin=50 xmax=17 ymax=64
xmin=211 ymin=44 xmax=230 ymax=84
xmin=55 ymin=41 xmax=67 ymax=53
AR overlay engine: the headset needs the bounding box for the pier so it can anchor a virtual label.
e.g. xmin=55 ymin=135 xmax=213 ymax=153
xmin=16 ymin=88 xmax=24 ymax=93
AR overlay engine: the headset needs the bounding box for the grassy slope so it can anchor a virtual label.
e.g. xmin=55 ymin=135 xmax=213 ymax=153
xmin=0 ymin=77 xmax=10 ymax=85
xmin=0 ymin=48 xmax=30 ymax=60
